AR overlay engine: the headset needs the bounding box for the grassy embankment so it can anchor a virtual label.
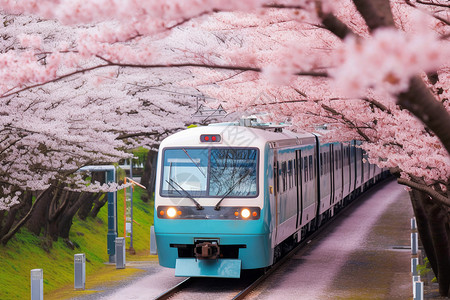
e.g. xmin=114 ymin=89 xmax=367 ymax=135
xmin=0 ymin=186 xmax=154 ymax=299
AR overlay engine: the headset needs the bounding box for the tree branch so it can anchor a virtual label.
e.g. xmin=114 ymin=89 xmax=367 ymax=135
xmin=352 ymin=0 xmax=396 ymax=32
xmin=397 ymin=76 xmax=450 ymax=156
xmin=397 ymin=177 xmax=450 ymax=207
xmin=315 ymin=2 xmax=356 ymax=39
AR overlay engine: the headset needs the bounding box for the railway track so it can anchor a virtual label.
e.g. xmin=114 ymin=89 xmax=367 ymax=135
xmin=153 ymin=180 xmax=386 ymax=300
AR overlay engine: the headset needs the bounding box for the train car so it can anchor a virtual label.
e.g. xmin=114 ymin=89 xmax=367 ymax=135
xmin=154 ymin=118 xmax=384 ymax=278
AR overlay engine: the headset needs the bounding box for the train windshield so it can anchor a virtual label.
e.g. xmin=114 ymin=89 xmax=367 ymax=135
xmin=161 ymin=148 xmax=258 ymax=198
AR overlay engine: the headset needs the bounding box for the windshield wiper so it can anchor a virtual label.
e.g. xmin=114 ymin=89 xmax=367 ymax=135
xmin=214 ymin=170 xmax=252 ymax=210
xmin=165 ymin=178 xmax=204 ymax=210
xmin=182 ymin=148 xmax=206 ymax=178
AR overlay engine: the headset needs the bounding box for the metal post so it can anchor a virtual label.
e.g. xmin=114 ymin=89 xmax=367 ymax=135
xmin=30 ymin=269 xmax=43 ymax=300
xmin=74 ymin=254 xmax=86 ymax=290
xmin=150 ymin=225 xmax=157 ymax=255
xmin=411 ymin=232 xmax=418 ymax=255
xmin=411 ymin=257 xmax=418 ymax=276
xmin=129 ymin=158 xmax=134 ymax=252
xmin=79 ymin=166 xmax=117 ymax=263
xmin=106 ymin=169 xmax=118 ymax=263
xmin=115 ymin=237 xmax=126 ymax=269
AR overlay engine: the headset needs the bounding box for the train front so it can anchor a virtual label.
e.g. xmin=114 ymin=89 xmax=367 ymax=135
xmin=154 ymin=125 xmax=271 ymax=278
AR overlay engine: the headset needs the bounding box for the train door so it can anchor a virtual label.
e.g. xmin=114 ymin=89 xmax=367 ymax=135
xmin=272 ymin=151 xmax=279 ymax=246
xmin=329 ymin=144 xmax=335 ymax=206
xmin=295 ymin=149 xmax=302 ymax=229
xmin=333 ymin=144 xmax=343 ymax=204
xmin=341 ymin=144 xmax=350 ymax=199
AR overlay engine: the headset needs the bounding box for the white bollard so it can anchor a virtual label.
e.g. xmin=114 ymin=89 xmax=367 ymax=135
xmin=30 ymin=269 xmax=43 ymax=300
xmin=115 ymin=237 xmax=126 ymax=269
xmin=411 ymin=257 xmax=418 ymax=276
xmin=74 ymin=254 xmax=86 ymax=290
xmin=411 ymin=217 xmax=417 ymax=230
xmin=150 ymin=226 xmax=157 ymax=255
xmin=411 ymin=232 xmax=418 ymax=255
xmin=413 ymin=280 xmax=423 ymax=300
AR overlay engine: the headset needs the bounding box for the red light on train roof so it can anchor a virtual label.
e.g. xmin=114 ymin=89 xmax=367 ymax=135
xmin=200 ymin=134 xmax=221 ymax=143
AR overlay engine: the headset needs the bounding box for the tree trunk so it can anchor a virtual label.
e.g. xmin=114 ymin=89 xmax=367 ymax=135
xmin=60 ymin=192 xmax=92 ymax=239
xmin=77 ymin=193 xmax=96 ymax=220
xmin=78 ymin=171 xmax=107 ymax=219
xmin=0 ymin=205 xmax=20 ymax=240
xmin=26 ymin=188 xmax=54 ymax=236
xmin=89 ymin=193 xmax=107 ymax=218
xmin=47 ymin=189 xmax=71 ymax=240
xmin=141 ymin=150 xmax=157 ymax=202
xmin=409 ymin=189 xmax=439 ymax=276
xmin=1 ymin=189 xmax=49 ymax=245
xmin=423 ymin=198 xmax=450 ymax=296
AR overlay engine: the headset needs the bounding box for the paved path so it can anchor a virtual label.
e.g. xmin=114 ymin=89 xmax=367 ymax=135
xmin=247 ymin=179 xmax=413 ymax=299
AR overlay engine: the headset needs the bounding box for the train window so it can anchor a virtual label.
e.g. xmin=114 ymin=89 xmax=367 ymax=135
xmin=161 ymin=148 xmax=208 ymax=195
xmin=309 ymin=156 xmax=313 ymax=180
xmin=281 ymin=162 xmax=287 ymax=192
xmin=294 ymin=159 xmax=297 ymax=187
xmin=335 ymin=150 xmax=338 ymax=170
xmin=343 ymin=148 xmax=347 ymax=166
xmin=320 ymin=153 xmax=323 ymax=176
xmin=161 ymin=148 xmax=258 ymax=197
xmin=275 ymin=162 xmax=279 ymax=193
xmin=298 ymin=157 xmax=302 ymax=183
xmin=209 ymin=148 xmax=258 ymax=197
xmin=304 ymin=157 xmax=308 ymax=182
xmin=288 ymin=160 xmax=293 ymax=189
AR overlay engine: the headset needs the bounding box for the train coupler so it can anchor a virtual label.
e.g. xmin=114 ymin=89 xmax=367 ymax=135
xmin=194 ymin=241 xmax=220 ymax=259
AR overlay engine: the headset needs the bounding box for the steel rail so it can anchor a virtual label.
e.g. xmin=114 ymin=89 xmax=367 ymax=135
xmin=154 ymin=277 xmax=195 ymax=300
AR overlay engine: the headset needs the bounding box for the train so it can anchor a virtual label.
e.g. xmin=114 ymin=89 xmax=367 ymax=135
xmin=154 ymin=118 xmax=388 ymax=278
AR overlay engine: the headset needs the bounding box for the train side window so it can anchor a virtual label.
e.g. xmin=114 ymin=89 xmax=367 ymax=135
xmin=274 ymin=162 xmax=279 ymax=193
xmin=288 ymin=160 xmax=293 ymax=189
xmin=320 ymin=153 xmax=323 ymax=176
xmin=314 ymin=156 xmax=317 ymax=179
xmin=343 ymin=148 xmax=347 ymax=166
xmin=293 ymin=159 xmax=297 ymax=187
xmin=309 ymin=155 xmax=313 ymax=180
xmin=298 ymin=157 xmax=302 ymax=183
xmin=334 ymin=150 xmax=338 ymax=170
xmin=281 ymin=162 xmax=287 ymax=192
xmin=304 ymin=157 xmax=308 ymax=182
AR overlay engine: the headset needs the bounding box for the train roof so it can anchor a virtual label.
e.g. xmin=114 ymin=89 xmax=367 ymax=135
xmin=160 ymin=119 xmax=316 ymax=149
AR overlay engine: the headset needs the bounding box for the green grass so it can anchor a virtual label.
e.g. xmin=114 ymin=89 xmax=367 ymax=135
xmin=0 ymin=185 xmax=153 ymax=299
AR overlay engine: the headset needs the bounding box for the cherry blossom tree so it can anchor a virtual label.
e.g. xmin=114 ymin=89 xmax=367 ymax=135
xmin=0 ymin=13 xmax=218 ymax=244
xmin=0 ymin=0 xmax=449 ymax=295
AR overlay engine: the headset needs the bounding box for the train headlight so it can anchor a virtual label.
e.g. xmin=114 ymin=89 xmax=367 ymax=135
xmin=167 ymin=207 xmax=177 ymax=218
xmin=241 ymin=208 xmax=251 ymax=219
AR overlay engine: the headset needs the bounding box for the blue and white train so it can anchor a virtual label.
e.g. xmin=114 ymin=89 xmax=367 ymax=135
xmin=154 ymin=118 xmax=388 ymax=278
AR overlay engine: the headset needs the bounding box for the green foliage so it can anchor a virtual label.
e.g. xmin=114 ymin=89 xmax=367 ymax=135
xmin=417 ymin=257 xmax=430 ymax=277
xmin=417 ymin=257 xmax=437 ymax=283
xmin=132 ymin=147 xmax=149 ymax=166
xmin=0 ymin=184 xmax=153 ymax=299
xmin=117 ymin=185 xmax=154 ymax=253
